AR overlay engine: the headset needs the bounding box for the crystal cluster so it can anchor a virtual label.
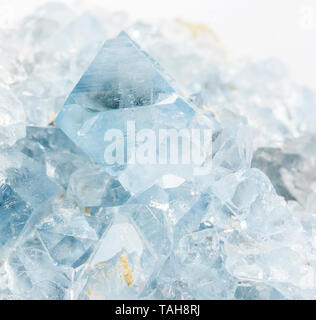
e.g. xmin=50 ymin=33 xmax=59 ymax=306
xmin=0 ymin=3 xmax=315 ymax=300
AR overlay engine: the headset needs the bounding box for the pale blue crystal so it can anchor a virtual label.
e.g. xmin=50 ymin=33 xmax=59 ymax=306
xmin=60 ymin=31 xmax=175 ymax=111
xmin=16 ymin=126 xmax=91 ymax=190
xmin=4 ymin=156 xmax=60 ymax=212
xmin=78 ymin=250 xmax=140 ymax=299
xmin=0 ymin=13 xmax=315 ymax=300
xmin=67 ymin=166 xmax=130 ymax=207
xmin=7 ymin=234 xmax=72 ymax=299
xmin=36 ymin=196 xmax=114 ymax=270
xmin=56 ymin=31 xmax=196 ymax=186
xmin=77 ymin=184 xmax=173 ymax=299
xmin=234 ymin=282 xmax=284 ymax=300
xmin=0 ymin=148 xmax=60 ymax=257
xmin=0 ymin=184 xmax=33 ymax=255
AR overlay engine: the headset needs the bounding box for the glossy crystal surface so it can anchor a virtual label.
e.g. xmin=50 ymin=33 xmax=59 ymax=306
xmin=0 ymin=3 xmax=315 ymax=300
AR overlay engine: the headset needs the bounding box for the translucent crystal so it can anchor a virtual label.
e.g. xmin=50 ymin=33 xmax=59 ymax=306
xmin=35 ymin=190 xmax=114 ymax=272
xmin=77 ymin=184 xmax=173 ymax=299
xmin=0 ymin=85 xmax=25 ymax=146
xmin=60 ymin=30 xmax=175 ymax=108
xmin=0 ymin=148 xmax=60 ymax=257
xmin=0 ymin=184 xmax=33 ymax=256
xmin=17 ymin=2 xmax=75 ymax=48
xmin=234 ymin=282 xmax=284 ymax=300
xmin=7 ymin=233 xmax=72 ymax=299
xmin=16 ymin=126 xmax=92 ymax=190
xmin=0 ymin=4 xmax=315 ymax=300
xmin=78 ymin=250 xmax=141 ymax=299
xmin=0 ymin=260 xmax=13 ymax=299
xmin=0 ymin=48 xmax=27 ymax=85
xmin=67 ymin=166 xmax=130 ymax=207
xmin=191 ymin=59 xmax=316 ymax=149
xmin=10 ymin=7 xmax=105 ymax=126
xmin=127 ymin=20 xmax=226 ymax=93
xmin=56 ymin=31 xmax=197 ymax=193
xmin=252 ymin=135 xmax=316 ymax=208
xmin=4 ymin=153 xmax=60 ymax=212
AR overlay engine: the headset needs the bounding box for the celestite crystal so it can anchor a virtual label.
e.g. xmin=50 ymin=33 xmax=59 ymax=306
xmin=0 ymin=3 xmax=315 ymax=300
xmin=56 ymin=31 xmax=200 ymax=194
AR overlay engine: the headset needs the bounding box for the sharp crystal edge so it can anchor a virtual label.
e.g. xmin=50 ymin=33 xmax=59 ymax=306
xmin=56 ymin=31 xmax=199 ymax=194
xmin=0 ymin=18 xmax=315 ymax=300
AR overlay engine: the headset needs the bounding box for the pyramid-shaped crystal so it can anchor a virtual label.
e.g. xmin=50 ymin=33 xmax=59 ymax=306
xmin=56 ymin=31 xmax=196 ymax=192
xmin=61 ymin=31 xmax=176 ymax=110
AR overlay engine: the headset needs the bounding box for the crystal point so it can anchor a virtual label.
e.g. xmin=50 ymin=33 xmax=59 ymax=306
xmin=0 ymin=8 xmax=315 ymax=300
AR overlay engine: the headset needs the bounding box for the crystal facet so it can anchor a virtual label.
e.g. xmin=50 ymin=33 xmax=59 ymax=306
xmin=0 ymin=4 xmax=315 ymax=300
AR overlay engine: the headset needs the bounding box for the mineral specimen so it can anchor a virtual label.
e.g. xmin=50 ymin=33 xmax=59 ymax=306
xmin=0 ymin=3 xmax=315 ymax=300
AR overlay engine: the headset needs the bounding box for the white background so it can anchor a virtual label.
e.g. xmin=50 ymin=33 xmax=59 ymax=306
xmin=1 ymin=0 xmax=316 ymax=89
